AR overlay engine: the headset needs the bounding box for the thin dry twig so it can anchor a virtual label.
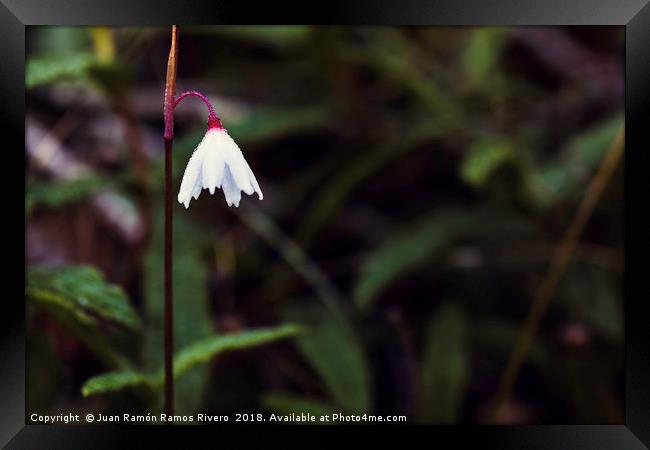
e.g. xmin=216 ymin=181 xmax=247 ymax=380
xmin=491 ymin=127 xmax=625 ymax=422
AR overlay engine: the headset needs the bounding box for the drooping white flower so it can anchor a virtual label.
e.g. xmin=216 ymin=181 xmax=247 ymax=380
xmin=177 ymin=119 xmax=263 ymax=208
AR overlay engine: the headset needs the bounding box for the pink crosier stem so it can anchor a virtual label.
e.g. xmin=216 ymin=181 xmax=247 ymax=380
xmin=174 ymin=90 xmax=223 ymax=130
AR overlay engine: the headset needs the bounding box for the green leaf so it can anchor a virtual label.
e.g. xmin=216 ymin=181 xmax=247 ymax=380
xmin=261 ymin=393 xmax=339 ymax=420
xmin=354 ymin=210 xmax=535 ymax=311
xmin=27 ymin=49 xmax=132 ymax=96
xmin=420 ymin=303 xmax=469 ymax=423
xmin=460 ymin=139 xmax=515 ymax=187
xmin=173 ymin=324 xmax=301 ymax=377
xmin=27 ymin=265 xmax=141 ymax=331
xmin=461 ymin=28 xmax=510 ymax=89
xmin=26 ymin=53 xmax=97 ymax=88
xmin=82 ymin=325 xmax=301 ymax=397
xmin=81 ymin=371 xmax=153 ymax=397
xmin=26 ymin=176 xmax=108 ymax=216
xmin=532 ymin=115 xmax=623 ymax=208
xmin=355 ymin=218 xmax=447 ymax=311
xmin=283 ymin=304 xmax=371 ymax=413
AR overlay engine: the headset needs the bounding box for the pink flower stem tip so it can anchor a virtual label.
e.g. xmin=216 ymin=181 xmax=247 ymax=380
xmin=174 ymin=90 xmax=222 ymax=129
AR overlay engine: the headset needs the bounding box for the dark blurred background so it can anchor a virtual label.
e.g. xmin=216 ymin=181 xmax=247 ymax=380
xmin=25 ymin=26 xmax=624 ymax=424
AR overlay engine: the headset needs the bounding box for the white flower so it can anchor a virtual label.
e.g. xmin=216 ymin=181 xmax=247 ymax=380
xmin=177 ymin=127 xmax=263 ymax=208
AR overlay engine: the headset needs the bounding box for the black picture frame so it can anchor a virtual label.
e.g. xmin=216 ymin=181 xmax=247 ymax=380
xmin=4 ymin=1 xmax=649 ymax=448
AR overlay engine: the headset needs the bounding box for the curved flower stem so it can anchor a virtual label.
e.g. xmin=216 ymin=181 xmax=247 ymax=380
xmin=174 ymin=90 xmax=215 ymax=117
xmin=163 ymin=25 xmax=178 ymax=419
xmin=174 ymin=90 xmax=222 ymax=128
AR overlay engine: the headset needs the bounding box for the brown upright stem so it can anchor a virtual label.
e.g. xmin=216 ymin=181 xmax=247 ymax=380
xmin=163 ymin=138 xmax=173 ymax=418
xmin=163 ymin=25 xmax=178 ymax=420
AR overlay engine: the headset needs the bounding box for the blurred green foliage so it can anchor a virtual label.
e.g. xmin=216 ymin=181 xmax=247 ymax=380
xmin=27 ymin=53 xmax=98 ymax=88
xmin=354 ymin=210 xmax=536 ymax=311
xmin=82 ymin=324 xmax=301 ymax=397
xmin=26 ymin=25 xmax=624 ymax=424
xmin=461 ymin=29 xmax=510 ymax=90
xmin=229 ymin=105 xmax=334 ymax=145
xmin=261 ymin=393 xmax=339 ymax=420
xmin=26 ymin=265 xmax=138 ymax=370
xmin=533 ymin=115 xmax=623 ymax=208
xmin=142 ymin=205 xmax=214 ymax=414
xmin=26 ymin=176 xmax=109 ymax=216
xmin=82 ymin=371 xmax=153 ymax=397
xmin=420 ymin=303 xmax=468 ymax=423
xmin=283 ymin=304 xmax=372 ymax=413
xmin=27 ymin=265 xmax=141 ymax=331
xmin=460 ymin=138 xmax=515 ymax=187
xmin=197 ymin=25 xmax=312 ymax=48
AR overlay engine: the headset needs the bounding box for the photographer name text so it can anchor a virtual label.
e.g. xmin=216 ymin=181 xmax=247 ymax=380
xmin=30 ymin=412 xmax=407 ymax=424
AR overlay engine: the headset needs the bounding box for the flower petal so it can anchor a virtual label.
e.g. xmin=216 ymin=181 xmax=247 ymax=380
xmin=221 ymin=165 xmax=242 ymax=207
xmin=201 ymin=130 xmax=225 ymax=195
xmin=222 ymin=132 xmax=255 ymax=195
xmin=246 ymin=164 xmax=263 ymax=200
xmin=178 ymin=136 xmax=207 ymax=208
xmin=191 ymin=168 xmax=203 ymax=200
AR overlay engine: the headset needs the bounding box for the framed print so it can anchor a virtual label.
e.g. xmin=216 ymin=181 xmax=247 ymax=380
xmin=2 ymin=0 xmax=649 ymax=448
